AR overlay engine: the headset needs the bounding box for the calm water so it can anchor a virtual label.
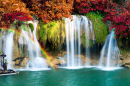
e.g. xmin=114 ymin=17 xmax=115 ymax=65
xmin=0 ymin=68 xmax=130 ymax=86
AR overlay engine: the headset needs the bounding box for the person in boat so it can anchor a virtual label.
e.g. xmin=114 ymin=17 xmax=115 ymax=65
xmin=3 ymin=62 xmax=7 ymax=72
xmin=3 ymin=59 xmax=7 ymax=72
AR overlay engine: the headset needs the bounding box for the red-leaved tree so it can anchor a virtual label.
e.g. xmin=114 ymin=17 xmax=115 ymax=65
xmin=0 ymin=0 xmax=33 ymax=28
xmin=21 ymin=0 xmax=74 ymax=23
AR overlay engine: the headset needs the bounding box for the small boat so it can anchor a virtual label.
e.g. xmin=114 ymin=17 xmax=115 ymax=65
xmin=0 ymin=53 xmax=19 ymax=76
xmin=0 ymin=69 xmax=19 ymax=76
xmin=0 ymin=72 xmax=19 ymax=76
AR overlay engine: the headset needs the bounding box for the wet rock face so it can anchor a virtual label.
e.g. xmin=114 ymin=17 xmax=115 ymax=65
xmin=120 ymin=53 xmax=130 ymax=68
xmin=12 ymin=31 xmax=29 ymax=67
xmin=12 ymin=33 xmax=20 ymax=60
xmin=45 ymin=51 xmax=100 ymax=67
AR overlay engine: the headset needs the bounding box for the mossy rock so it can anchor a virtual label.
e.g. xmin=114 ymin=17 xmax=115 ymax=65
xmin=39 ymin=20 xmax=65 ymax=50
xmin=85 ymin=12 xmax=108 ymax=44
xmin=81 ymin=33 xmax=93 ymax=48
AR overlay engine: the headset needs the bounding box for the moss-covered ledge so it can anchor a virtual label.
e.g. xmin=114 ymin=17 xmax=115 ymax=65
xmin=85 ymin=12 xmax=108 ymax=44
xmin=38 ymin=20 xmax=65 ymax=50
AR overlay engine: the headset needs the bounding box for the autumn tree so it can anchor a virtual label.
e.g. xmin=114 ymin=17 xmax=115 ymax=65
xmin=0 ymin=0 xmax=33 ymax=28
xmin=124 ymin=0 xmax=130 ymax=11
xmin=21 ymin=0 xmax=74 ymax=23
xmin=74 ymin=0 xmax=130 ymax=39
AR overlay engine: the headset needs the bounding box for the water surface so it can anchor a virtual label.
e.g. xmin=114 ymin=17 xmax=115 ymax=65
xmin=0 ymin=68 xmax=130 ymax=86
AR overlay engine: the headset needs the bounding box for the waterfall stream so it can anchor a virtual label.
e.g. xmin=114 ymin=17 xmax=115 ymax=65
xmin=4 ymin=31 xmax=14 ymax=69
xmin=65 ymin=15 xmax=94 ymax=68
xmin=0 ymin=15 xmax=120 ymax=70
xmin=25 ymin=21 xmax=47 ymax=69
xmin=99 ymin=31 xmax=120 ymax=69
xmin=33 ymin=21 xmax=41 ymax=57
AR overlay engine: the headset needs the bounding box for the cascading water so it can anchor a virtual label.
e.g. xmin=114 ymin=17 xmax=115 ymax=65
xmin=33 ymin=21 xmax=42 ymax=57
xmin=65 ymin=16 xmax=81 ymax=67
xmin=65 ymin=15 xmax=94 ymax=68
xmin=19 ymin=28 xmax=34 ymax=59
xmin=81 ymin=16 xmax=93 ymax=66
xmin=99 ymin=31 xmax=120 ymax=69
xmin=25 ymin=21 xmax=47 ymax=69
xmin=0 ymin=32 xmax=7 ymax=69
xmin=4 ymin=31 xmax=14 ymax=69
xmin=0 ymin=21 xmax=47 ymax=69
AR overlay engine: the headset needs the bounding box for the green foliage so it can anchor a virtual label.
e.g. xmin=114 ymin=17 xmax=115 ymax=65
xmin=11 ymin=21 xmax=16 ymax=26
xmin=85 ymin=12 xmax=103 ymax=21
xmin=0 ymin=50 xmax=1 ymax=54
xmin=0 ymin=29 xmax=2 ymax=39
xmin=8 ymin=29 xmax=14 ymax=33
xmin=29 ymin=23 xmax=34 ymax=32
xmin=39 ymin=20 xmax=58 ymax=45
xmin=85 ymin=12 xmax=108 ymax=44
xmin=39 ymin=20 xmax=65 ymax=50
xmin=47 ymin=21 xmax=59 ymax=41
xmin=19 ymin=24 xmax=29 ymax=31
xmin=5 ymin=59 xmax=8 ymax=64
xmin=40 ymin=24 xmax=47 ymax=42
xmin=11 ymin=20 xmax=32 ymax=32
xmin=46 ymin=47 xmax=50 ymax=51
xmin=119 ymin=48 xmax=130 ymax=58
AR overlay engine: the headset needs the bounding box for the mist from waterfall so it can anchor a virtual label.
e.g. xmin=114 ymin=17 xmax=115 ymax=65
xmin=65 ymin=15 xmax=93 ymax=68
xmin=99 ymin=31 xmax=120 ymax=69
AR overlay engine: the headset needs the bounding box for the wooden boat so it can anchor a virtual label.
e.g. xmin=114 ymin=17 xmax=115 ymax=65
xmin=0 ymin=69 xmax=19 ymax=76
xmin=0 ymin=72 xmax=19 ymax=76
xmin=0 ymin=53 xmax=19 ymax=76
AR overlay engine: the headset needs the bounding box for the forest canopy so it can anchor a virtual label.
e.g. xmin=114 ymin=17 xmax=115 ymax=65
xmin=0 ymin=0 xmax=129 ymax=38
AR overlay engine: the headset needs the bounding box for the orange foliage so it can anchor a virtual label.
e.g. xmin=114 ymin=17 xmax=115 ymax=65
xmin=0 ymin=0 xmax=32 ymax=28
xmin=22 ymin=0 xmax=74 ymax=23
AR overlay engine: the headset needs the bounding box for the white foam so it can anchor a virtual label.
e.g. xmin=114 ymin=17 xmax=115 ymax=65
xmin=97 ymin=67 xmax=123 ymax=71
xmin=60 ymin=66 xmax=84 ymax=69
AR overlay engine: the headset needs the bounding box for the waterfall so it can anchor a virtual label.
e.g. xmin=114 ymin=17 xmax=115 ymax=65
xmin=81 ymin=16 xmax=91 ymax=66
xmin=0 ymin=20 xmax=47 ymax=69
xmin=99 ymin=31 xmax=120 ymax=68
xmin=19 ymin=28 xmax=34 ymax=59
xmin=25 ymin=20 xmax=47 ymax=69
xmin=33 ymin=21 xmax=41 ymax=57
xmin=65 ymin=15 xmax=93 ymax=67
xmin=4 ymin=31 xmax=14 ymax=69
